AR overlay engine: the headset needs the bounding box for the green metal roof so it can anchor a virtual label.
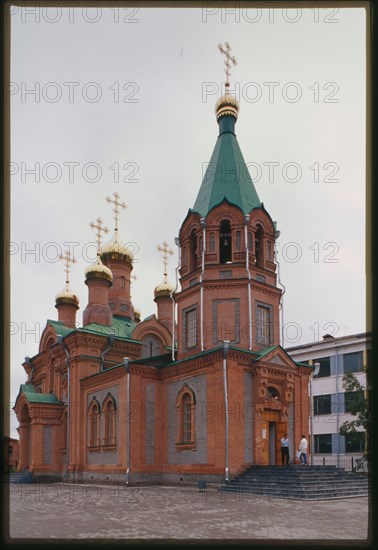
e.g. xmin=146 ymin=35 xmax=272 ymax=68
xmin=192 ymin=115 xmax=261 ymax=218
xmin=47 ymin=316 xmax=140 ymax=342
xmin=18 ymin=384 xmax=62 ymax=404
xmin=255 ymin=345 xmax=279 ymax=360
xmin=81 ymin=315 xmax=138 ymax=340
xmin=46 ymin=319 xmax=74 ymax=338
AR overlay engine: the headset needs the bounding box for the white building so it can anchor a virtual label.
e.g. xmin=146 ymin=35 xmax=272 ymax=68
xmin=286 ymin=332 xmax=370 ymax=470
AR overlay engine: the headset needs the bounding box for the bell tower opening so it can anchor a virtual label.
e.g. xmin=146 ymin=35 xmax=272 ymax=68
xmin=189 ymin=229 xmax=197 ymax=272
xmin=219 ymin=220 xmax=232 ymax=264
xmin=255 ymin=224 xmax=264 ymax=267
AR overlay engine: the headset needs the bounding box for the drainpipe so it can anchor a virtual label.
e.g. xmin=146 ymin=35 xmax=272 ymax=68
xmin=56 ymin=335 xmax=71 ymax=482
xmin=24 ymin=357 xmax=35 ymax=385
xmin=310 ymin=362 xmax=320 ymax=465
xmin=223 ymin=340 xmax=230 ymax=482
xmin=199 ymin=218 xmax=206 ymax=352
xmin=274 ymin=230 xmax=286 ymax=347
xmin=172 ymin=237 xmax=181 ymax=362
xmin=100 ymin=332 xmax=115 ymax=371
xmin=244 ymin=216 xmax=252 ymax=350
xmin=123 ymin=357 xmax=130 ymax=484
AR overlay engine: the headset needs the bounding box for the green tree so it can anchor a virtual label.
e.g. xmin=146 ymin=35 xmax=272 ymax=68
xmin=339 ymin=366 xmax=371 ymax=466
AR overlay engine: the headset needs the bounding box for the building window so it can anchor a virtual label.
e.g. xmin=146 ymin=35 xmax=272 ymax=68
xmin=256 ymin=304 xmax=272 ymax=345
xmin=199 ymin=235 xmax=203 ymax=256
xmin=176 ymin=386 xmax=196 ymax=449
xmin=345 ymin=432 xmax=365 ymax=453
xmin=183 ymin=394 xmax=192 ymax=443
xmin=313 ymin=357 xmax=331 ymax=378
xmin=267 ymin=240 xmax=272 ymax=261
xmin=344 ymin=391 xmax=365 ymax=414
xmin=209 ymin=232 xmax=215 ymax=253
xmin=343 ymin=351 xmax=363 ymax=373
xmin=103 ymin=395 xmax=116 ymax=447
xmin=182 ymin=245 xmax=187 ymax=267
xmin=88 ymin=399 xmax=100 ymax=448
xmin=219 ymin=220 xmax=232 ymax=263
xmin=120 ymin=276 xmax=126 ymax=290
xmin=314 ymin=394 xmax=332 ymax=415
xmin=248 ymin=231 xmax=253 ymax=252
xmin=185 ymin=308 xmax=197 ymax=349
xmin=314 ymin=434 xmax=332 ymax=454
xmin=236 ymin=230 xmax=241 ymax=251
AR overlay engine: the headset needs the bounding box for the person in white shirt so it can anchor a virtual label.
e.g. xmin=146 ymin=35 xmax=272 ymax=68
xmin=299 ymin=435 xmax=308 ymax=465
xmin=280 ymin=434 xmax=290 ymax=465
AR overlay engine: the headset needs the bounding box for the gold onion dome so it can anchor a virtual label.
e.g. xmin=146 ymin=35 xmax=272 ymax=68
xmin=215 ymin=93 xmax=239 ymax=121
xmin=85 ymin=258 xmax=113 ymax=283
xmin=133 ymin=308 xmax=141 ymax=321
xmin=101 ymin=231 xmax=133 ymax=264
xmin=154 ymin=274 xmax=174 ymax=298
xmin=55 ymin=286 xmax=79 ymax=308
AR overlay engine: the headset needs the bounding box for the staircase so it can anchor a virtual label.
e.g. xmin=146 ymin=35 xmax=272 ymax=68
xmin=220 ymin=465 xmax=369 ymax=500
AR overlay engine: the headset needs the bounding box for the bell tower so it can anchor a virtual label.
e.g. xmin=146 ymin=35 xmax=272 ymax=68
xmin=175 ymin=43 xmax=282 ymax=360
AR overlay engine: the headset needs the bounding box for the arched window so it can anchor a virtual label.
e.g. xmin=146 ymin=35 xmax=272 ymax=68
xmin=189 ymin=229 xmax=197 ymax=271
xmin=176 ymin=386 xmax=196 ymax=449
xmin=61 ymin=410 xmax=68 ymax=450
xmin=219 ymin=220 xmax=232 ymax=263
xmin=103 ymin=395 xmax=116 ymax=447
xmin=120 ymin=276 xmax=126 ymax=290
xmin=255 ymin=224 xmax=264 ymax=267
xmin=183 ymin=394 xmax=192 ymax=442
xmin=88 ymin=399 xmax=100 ymax=448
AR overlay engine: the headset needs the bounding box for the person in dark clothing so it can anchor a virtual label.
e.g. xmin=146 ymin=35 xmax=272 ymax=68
xmin=280 ymin=433 xmax=290 ymax=465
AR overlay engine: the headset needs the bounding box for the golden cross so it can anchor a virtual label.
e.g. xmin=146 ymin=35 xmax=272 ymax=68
xmin=59 ymin=250 xmax=76 ymax=286
xmin=106 ymin=192 xmax=127 ymax=232
xmin=218 ymin=42 xmax=237 ymax=87
xmin=157 ymin=241 xmax=174 ymax=275
xmin=89 ymin=217 xmax=109 ymax=256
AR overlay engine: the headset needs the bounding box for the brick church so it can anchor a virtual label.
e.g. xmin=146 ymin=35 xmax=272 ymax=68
xmin=14 ymin=47 xmax=312 ymax=483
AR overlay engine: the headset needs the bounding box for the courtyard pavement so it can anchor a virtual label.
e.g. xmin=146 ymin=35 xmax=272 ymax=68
xmin=6 ymin=483 xmax=370 ymax=543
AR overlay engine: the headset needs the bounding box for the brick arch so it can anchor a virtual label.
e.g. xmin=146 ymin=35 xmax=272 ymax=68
xmin=101 ymin=392 xmax=117 ymax=411
xmin=39 ymin=324 xmax=57 ymax=354
xmin=179 ymin=214 xmax=203 ymax=242
xmin=175 ymin=384 xmax=196 ymax=407
xmin=206 ymin=202 xmax=245 ymax=226
xmin=132 ymin=316 xmax=172 ymax=348
xmin=249 ymin=209 xmax=275 ymax=236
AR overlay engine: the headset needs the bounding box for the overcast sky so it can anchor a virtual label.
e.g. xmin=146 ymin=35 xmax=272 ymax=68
xmin=8 ymin=5 xmax=366 ymax=436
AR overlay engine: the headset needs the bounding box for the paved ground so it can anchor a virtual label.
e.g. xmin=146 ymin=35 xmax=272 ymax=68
xmin=7 ymin=483 xmax=370 ymax=542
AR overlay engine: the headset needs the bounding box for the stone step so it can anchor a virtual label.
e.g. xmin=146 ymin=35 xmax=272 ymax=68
xmin=221 ymin=486 xmax=369 ymax=498
xmin=219 ymin=465 xmax=369 ymax=500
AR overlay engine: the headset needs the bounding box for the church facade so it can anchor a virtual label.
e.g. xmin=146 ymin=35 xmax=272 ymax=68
xmin=14 ymin=69 xmax=312 ymax=483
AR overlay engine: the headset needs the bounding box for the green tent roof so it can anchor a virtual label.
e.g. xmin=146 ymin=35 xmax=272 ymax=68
xmin=192 ymin=115 xmax=261 ymax=218
xmin=18 ymin=384 xmax=62 ymax=404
